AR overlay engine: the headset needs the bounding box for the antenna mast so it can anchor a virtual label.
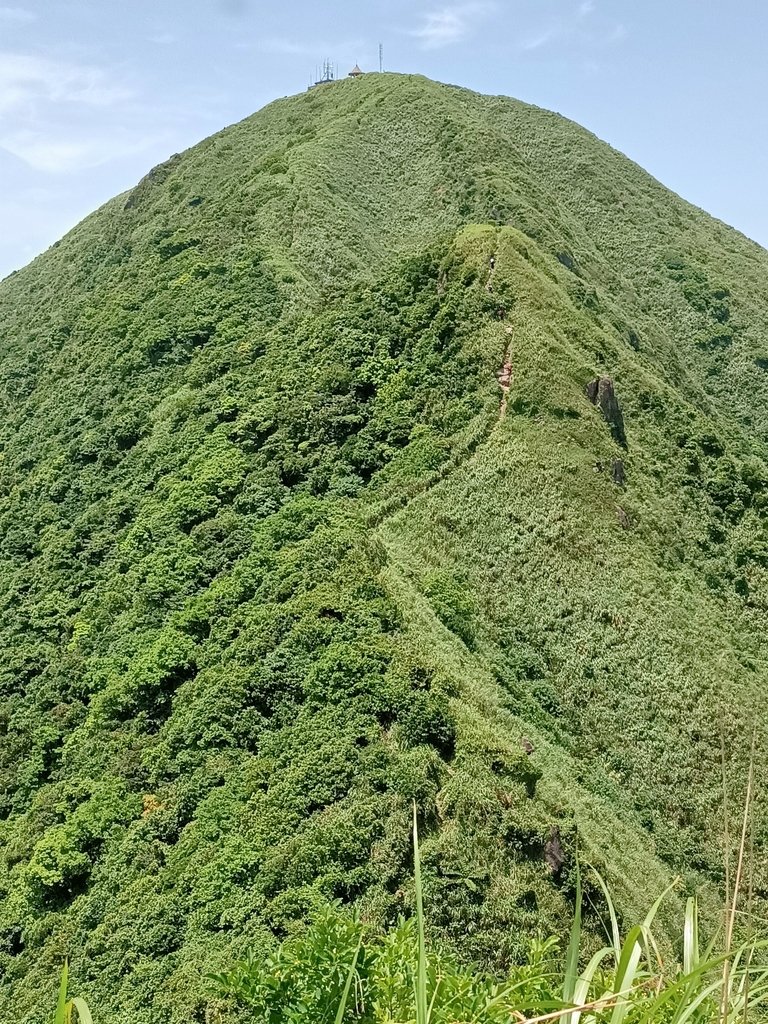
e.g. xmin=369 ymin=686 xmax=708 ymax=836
xmin=379 ymin=42 xmax=383 ymax=72
xmin=309 ymin=57 xmax=340 ymax=88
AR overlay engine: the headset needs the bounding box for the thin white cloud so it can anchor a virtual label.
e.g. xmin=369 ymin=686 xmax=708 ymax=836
xmin=0 ymin=53 xmax=133 ymax=115
xmin=1 ymin=135 xmax=103 ymax=172
xmin=256 ymin=36 xmax=326 ymax=56
xmin=0 ymin=53 xmax=157 ymax=175
xmin=0 ymin=6 xmax=36 ymax=22
xmin=410 ymin=2 xmax=495 ymax=50
xmin=0 ymin=129 xmax=155 ymax=173
xmin=522 ymin=28 xmax=558 ymax=51
xmin=521 ymin=5 xmax=625 ymax=55
xmin=252 ymin=35 xmax=366 ymax=59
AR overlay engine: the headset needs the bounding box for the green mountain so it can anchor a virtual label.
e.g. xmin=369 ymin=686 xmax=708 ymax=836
xmin=2 ymin=72 xmax=768 ymax=1021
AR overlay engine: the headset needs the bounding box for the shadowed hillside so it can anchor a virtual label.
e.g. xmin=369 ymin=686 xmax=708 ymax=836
xmin=2 ymin=73 xmax=768 ymax=1022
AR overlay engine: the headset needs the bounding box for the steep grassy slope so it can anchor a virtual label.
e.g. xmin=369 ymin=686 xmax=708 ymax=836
xmin=2 ymin=73 xmax=768 ymax=1021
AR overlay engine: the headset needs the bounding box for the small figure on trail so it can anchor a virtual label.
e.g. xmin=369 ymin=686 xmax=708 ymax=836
xmin=490 ymin=256 xmax=496 ymax=270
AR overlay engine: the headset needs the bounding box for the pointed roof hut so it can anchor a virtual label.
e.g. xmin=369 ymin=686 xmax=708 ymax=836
xmin=348 ymin=64 xmax=364 ymax=78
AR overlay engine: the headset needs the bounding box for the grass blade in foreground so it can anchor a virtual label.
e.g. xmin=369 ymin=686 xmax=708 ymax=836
xmin=562 ymin=861 xmax=582 ymax=1024
xmin=55 ymin=963 xmax=70 ymax=1024
xmin=68 ymin=998 xmax=94 ymax=1024
xmin=54 ymin=964 xmax=94 ymax=1024
xmin=684 ymin=897 xmax=700 ymax=977
xmin=413 ymin=801 xmax=429 ymax=1024
xmin=334 ymin=935 xmax=362 ymax=1024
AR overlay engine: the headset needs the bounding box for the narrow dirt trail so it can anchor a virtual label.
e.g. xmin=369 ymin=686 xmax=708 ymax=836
xmin=368 ymin=252 xmax=513 ymax=529
xmin=497 ymin=325 xmax=513 ymax=420
xmin=488 ymin=253 xmax=513 ymax=420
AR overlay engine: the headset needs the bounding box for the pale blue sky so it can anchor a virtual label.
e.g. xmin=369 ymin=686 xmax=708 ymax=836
xmin=1 ymin=0 xmax=767 ymax=278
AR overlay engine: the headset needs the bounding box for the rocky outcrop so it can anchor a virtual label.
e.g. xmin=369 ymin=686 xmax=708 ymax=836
xmin=587 ymin=376 xmax=627 ymax=448
xmin=544 ymin=826 xmax=565 ymax=875
xmin=124 ymin=153 xmax=183 ymax=211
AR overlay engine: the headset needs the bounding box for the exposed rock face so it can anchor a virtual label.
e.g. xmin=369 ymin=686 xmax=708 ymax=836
xmin=612 ymin=459 xmax=626 ymax=485
xmin=586 ymin=376 xmax=627 ymax=448
xmin=124 ymin=153 xmax=183 ymax=210
xmin=544 ymin=826 xmax=565 ymax=875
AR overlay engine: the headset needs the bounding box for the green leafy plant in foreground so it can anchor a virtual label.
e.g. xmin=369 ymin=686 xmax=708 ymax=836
xmin=208 ymin=806 xmax=768 ymax=1023
xmin=54 ymin=963 xmax=93 ymax=1024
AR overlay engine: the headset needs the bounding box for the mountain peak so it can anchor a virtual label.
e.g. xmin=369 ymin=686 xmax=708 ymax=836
xmin=2 ymin=75 xmax=768 ymax=1020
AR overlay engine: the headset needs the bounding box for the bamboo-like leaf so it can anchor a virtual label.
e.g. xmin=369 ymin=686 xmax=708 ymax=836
xmin=334 ymin=935 xmax=362 ymax=1024
xmin=55 ymin=963 xmax=70 ymax=1024
xmin=673 ymin=977 xmax=728 ymax=1024
xmin=642 ymin=877 xmax=678 ymax=929
xmin=683 ymin=897 xmax=699 ymax=976
xmin=413 ymin=801 xmax=428 ymax=1024
xmin=609 ymin=926 xmax=646 ymax=1024
xmin=590 ymin=866 xmax=621 ymax=959
xmin=571 ymin=946 xmax=613 ymax=1024
xmin=69 ymin=997 xmax=94 ymax=1024
xmin=563 ymin=860 xmax=582 ymax=1013
xmin=427 ymin=975 xmax=442 ymax=1021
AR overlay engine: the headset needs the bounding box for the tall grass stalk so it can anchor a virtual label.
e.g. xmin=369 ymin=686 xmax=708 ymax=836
xmin=412 ymin=801 xmax=429 ymax=1024
xmin=562 ymin=861 xmax=586 ymax=1024
xmin=721 ymin=727 xmax=756 ymax=1024
xmin=54 ymin=963 xmax=93 ymax=1024
xmin=334 ymin=936 xmax=363 ymax=1024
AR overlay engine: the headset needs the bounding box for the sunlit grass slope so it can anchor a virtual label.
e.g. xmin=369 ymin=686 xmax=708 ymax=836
xmin=1 ymin=73 xmax=768 ymax=1022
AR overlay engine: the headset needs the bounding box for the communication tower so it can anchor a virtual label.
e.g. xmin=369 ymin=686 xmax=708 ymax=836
xmin=314 ymin=59 xmax=336 ymax=86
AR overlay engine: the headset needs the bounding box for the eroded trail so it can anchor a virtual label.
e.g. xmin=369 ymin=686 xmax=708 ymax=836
xmin=497 ymin=325 xmax=513 ymax=419
xmin=369 ymin=251 xmax=514 ymax=528
xmin=492 ymin=239 xmax=513 ymax=422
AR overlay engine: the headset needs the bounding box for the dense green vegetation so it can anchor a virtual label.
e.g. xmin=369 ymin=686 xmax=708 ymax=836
xmin=205 ymin=814 xmax=768 ymax=1024
xmin=50 ymin=813 xmax=768 ymax=1023
xmin=2 ymin=72 xmax=768 ymax=1021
